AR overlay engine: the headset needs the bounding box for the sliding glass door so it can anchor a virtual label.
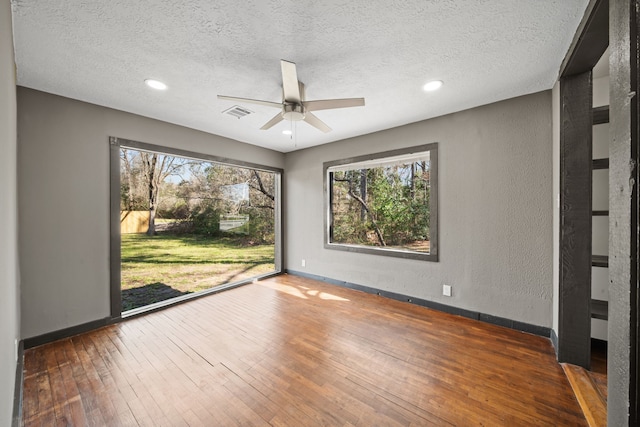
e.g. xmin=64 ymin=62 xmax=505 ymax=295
xmin=110 ymin=137 xmax=281 ymax=315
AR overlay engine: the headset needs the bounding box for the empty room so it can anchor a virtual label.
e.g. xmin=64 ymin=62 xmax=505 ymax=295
xmin=1 ymin=0 xmax=638 ymax=426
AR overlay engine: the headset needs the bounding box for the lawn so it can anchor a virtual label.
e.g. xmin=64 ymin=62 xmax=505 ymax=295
xmin=121 ymin=233 xmax=275 ymax=311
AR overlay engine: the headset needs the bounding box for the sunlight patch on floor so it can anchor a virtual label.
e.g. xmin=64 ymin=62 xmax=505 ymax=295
xmin=260 ymin=281 xmax=350 ymax=301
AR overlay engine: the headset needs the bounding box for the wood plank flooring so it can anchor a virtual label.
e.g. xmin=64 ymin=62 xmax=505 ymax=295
xmin=21 ymin=274 xmax=586 ymax=426
xmin=562 ymin=364 xmax=606 ymax=427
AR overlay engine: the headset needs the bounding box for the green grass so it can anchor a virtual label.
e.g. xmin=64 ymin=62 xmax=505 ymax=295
xmin=121 ymin=233 xmax=275 ymax=311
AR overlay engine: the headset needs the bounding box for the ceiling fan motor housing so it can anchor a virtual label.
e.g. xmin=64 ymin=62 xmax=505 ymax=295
xmin=282 ymin=103 xmax=305 ymax=121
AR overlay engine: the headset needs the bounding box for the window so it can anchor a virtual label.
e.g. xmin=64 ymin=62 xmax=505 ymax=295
xmin=110 ymin=137 xmax=282 ymax=316
xmin=324 ymin=143 xmax=438 ymax=261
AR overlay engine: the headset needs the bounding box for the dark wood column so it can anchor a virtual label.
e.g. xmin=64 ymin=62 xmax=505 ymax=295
xmin=558 ymin=71 xmax=593 ymax=368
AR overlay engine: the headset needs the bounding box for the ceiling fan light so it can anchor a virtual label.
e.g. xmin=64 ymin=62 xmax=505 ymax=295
xmin=145 ymin=79 xmax=167 ymax=90
xmin=423 ymin=80 xmax=443 ymax=92
xmin=282 ymin=130 xmax=292 ymax=135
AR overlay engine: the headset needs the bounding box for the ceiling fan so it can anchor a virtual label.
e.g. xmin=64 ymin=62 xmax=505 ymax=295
xmin=218 ymin=60 xmax=365 ymax=133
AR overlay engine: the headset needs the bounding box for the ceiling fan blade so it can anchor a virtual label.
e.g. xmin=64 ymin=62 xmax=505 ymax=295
xmin=303 ymin=112 xmax=332 ymax=133
xmin=218 ymin=95 xmax=282 ymax=109
xmin=260 ymin=112 xmax=285 ymax=130
xmin=303 ymin=98 xmax=365 ymax=112
xmin=281 ymin=60 xmax=302 ymax=103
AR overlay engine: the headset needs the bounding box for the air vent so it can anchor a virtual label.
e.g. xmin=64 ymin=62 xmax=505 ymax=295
xmin=223 ymin=105 xmax=254 ymax=119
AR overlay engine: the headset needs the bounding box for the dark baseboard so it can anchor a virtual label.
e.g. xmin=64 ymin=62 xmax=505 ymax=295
xmin=285 ymin=269 xmax=551 ymax=338
xmin=20 ymin=269 xmax=552 ymax=348
xmin=23 ymin=317 xmax=116 ymax=349
xmin=11 ymin=340 xmax=23 ymax=427
xmin=591 ymin=337 xmax=608 ymax=350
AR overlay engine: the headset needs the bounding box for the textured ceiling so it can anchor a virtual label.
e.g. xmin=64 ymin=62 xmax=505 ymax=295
xmin=11 ymin=0 xmax=589 ymax=153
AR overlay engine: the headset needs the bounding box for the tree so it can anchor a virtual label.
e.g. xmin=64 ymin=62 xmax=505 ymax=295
xmin=120 ymin=149 xmax=277 ymax=242
xmin=139 ymin=152 xmax=189 ymax=235
xmin=333 ymin=171 xmax=386 ymax=246
xmin=120 ymin=149 xmax=189 ymax=235
xmin=330 ymin=161 xmax=431 ymax=249
xmin=120 ymin=148 xmax=135 ymax=211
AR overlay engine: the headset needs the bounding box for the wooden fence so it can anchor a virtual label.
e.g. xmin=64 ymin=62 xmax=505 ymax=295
xmin=120 ymin=211 xmax=149 ymax=234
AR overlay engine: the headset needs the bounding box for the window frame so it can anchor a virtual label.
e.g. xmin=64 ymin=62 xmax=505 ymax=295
xmin=323 ymin=143 xmax=438 ymax=262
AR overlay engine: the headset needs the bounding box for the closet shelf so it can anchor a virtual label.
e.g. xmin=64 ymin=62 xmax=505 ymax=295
xmin=592 ymin=105 xmax=609 ymax=125
xmin=592 ymin=158 xmax=609 ymax=170
xmin=592 ymin=255 xmax=608 ymax=268
xmin=591 ymin=299 xmax=608 ymax=320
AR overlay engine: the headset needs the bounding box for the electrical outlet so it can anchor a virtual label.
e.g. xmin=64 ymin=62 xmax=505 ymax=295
xmin=301 ymin=259 xmax=306 ymax=267
xmin=442 ymin=284 xmax=452 ymax=297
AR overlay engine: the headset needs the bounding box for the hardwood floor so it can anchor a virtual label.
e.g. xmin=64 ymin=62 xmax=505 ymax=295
xmin=21 ymin=274 xmax=586 ymax=426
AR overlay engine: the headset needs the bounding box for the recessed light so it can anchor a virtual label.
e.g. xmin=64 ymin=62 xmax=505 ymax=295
xmin=423 ymin=80 xmax=443 ymax=92
xmin=282 ymin=130 xmax=292 ymax=135
xmin=145 ymin=79 xmax=167 ymax=90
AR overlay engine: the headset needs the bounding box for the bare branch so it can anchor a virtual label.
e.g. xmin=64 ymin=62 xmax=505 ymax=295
xmin=252 ymin=170 xmax=274 ymax=201
xmin=333 ymin=176 xmax=386 ymax=246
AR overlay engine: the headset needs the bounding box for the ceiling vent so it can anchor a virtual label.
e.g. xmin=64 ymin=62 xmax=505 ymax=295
xmin=223 ymin=105 xmax=254 ymax=119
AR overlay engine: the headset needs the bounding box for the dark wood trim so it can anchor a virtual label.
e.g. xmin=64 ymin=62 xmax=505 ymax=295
xmin=592 ymin=210 xmax=609 ymax=216
xmin=591 ymin=299 xmax=609 ymax=320
xmin=273 ymin=173 xmax=283 ymax=273
xmin=560 ymin=0 xmax=609 ymax=77
xmin=109 ymin=137 xmax=122 ymax=319
xmin=23 ymin=317 xmax=115 ymax=349
xmin=632 ymin=1 xmax=640 ymax=422
xmin=592 ymin=254 xmax=609 ymax=268
xmin=558 ymin=71 xmax=593 ymax=368
xmin=285 ymin=270 xmax=551 ymax=338
xmin=327 ymin=171 xmax=335 ymax=244
xmin=593 ymin=105 xmax=610 ymax=124
xmin=632 ymin=3 xmax=640 ymax=422
xmin=592 ymin=158 xmax=610 ymax=169
xmin=11 ymin=340 xmax=23 ymax=427
xmin=111 ymin=137 xmax=284 ymax=174
xmin=430 ymin=146 xmax=439 ymax=259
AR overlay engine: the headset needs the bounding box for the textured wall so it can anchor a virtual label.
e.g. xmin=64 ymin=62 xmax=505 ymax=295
xmin=552 ymin=81 xmax=560 ymax=337
xmin=17 ymin=88 xmax=285 ymax=339
xmin=0 ymin=0 xmax=20 ymax=424
xmin=608 ymin=0 xmax=632 ymax=423
xmin=284 ymin=91 xmax=553 ymax=327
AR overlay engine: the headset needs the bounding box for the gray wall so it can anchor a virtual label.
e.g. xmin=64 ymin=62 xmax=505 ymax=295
xmin=17 ymin=87 xmax=285 ymax=339
xmin=284 ymin=91 xmax=553 ymax=327
xmin=0 ymin=0 xmax=20 ymax=424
